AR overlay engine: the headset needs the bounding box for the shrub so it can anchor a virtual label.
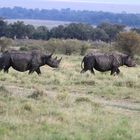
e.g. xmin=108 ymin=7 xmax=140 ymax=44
xmin=19 ymin=39 xmax=91 ymax=55
xmin=116 ymin=31 xmax=140 ymax=56
xmin=0 ymin=37 xmax=13 ymax=52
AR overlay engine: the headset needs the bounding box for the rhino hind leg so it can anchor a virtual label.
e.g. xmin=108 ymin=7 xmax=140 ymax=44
xmin=90 ymin=68 xmax=95 ymax=75
xmin=80 ymin=68 xmax=87 ymax=73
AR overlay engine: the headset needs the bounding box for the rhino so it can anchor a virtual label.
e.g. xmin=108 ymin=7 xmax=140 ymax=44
xmin=81 ymin=52 xmax=136 ymax=75
xmin=0 ymin=50 xmax=62 ymax=75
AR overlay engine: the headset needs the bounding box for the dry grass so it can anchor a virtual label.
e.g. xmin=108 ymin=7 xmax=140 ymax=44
xmin=0 ymin=55 xmax=140 ymax=140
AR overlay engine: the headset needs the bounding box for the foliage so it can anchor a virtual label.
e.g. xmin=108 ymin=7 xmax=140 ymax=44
xmin=0 ymin=18 xmax=8 ymax=37
xmin=0 ymin=37 xmax=13 ymax=52
xmin=116 ymin=31 xmax=140 ymax=56
xmin=32 ymin=26 xmax=49 ymax=40
xmin=98 ymin=22 xmax=125 ymax=42
xmin=0 ymin=18 xmax=125 ymax=42
xmin=19 ymin=39 xmax=91 ymax=55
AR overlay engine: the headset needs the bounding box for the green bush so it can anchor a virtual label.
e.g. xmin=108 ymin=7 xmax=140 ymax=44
xmin=116 ymin=31 xmax=140 ymax=56
xmin=19 ymin=39 xmax=91 ymax=55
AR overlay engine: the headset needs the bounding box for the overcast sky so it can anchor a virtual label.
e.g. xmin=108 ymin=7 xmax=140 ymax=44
xmin=0 ymin=0 xmax=140 ymax=13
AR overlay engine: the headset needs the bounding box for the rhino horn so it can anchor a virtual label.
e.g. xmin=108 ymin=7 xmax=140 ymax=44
xmin=58 ymin=57 xmax=62 ymax=63
xmin=54 ymin=56 xmax=57 ymax=60
xmin=48 ymin=52 xmax=53 ymax=58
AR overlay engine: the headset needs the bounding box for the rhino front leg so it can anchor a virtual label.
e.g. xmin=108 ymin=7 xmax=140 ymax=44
xmin=36 ymin=68 xmax=41 ymax=75
xmin=116 ymin=68 xmax=120 ymax=75
xmin=28 ymin=70 xmax=34 ymax=74
xmin=3 ymin=65 xmax=10 ymax=73
xmin=4 ymin=69 xmax=9 ymax=73
xmin=90 ymin=68 xmax=95 ymax=75
xmin=110 ymin=67 xmax=118 ymax=75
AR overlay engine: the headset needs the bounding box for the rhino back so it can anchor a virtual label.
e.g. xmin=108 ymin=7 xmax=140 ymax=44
xmin=94 ymin=54 xmax=114 ymax=72
xmin=10 ymin=53 xmax=32 ymax=71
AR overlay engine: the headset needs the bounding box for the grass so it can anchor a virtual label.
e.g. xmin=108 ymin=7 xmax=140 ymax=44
xmin=0 ymin=54 xmax=140 ymax=140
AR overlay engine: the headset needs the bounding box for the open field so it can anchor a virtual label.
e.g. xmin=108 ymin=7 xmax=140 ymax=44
xmin=6 ymin=19 xmax=73 ymax=29
xmin=0 ymin=55 xmax=140 ymax=140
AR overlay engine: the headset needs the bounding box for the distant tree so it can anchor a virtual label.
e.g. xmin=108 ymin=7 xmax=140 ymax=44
xmin=5 ymin=24 xmax=13 ymax=38
xmin=64 ymin=23 xmax=93 ymax=40
xmin=50 ymin=25 xmax=65 ymax=39
xmin=91 ymin=28 xmax=109 ymax=42
xmin=98 ymin=22 xmax=125 ymax=43
xmin=32 ymin=26 xmax=49 ymax=40
xmin=1 ymin=7 xmax=140 ymax=27
xmin=10 ymin=21 xmax=27 ymax=39
xmin=0 ymin=18 xmax=7 ymax=37
xmin=116 ymin=31 xmax=140 ymax=56
xmin=25 ymin=24 xmax=35 ymax=39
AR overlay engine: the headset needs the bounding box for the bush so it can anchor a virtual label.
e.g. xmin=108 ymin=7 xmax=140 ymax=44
xmin=0 ymin=37 xmax=13 ymax=52
xmin=116 ymin=31 xmax=140 ymax=56
xmin=19 ymin=39 xmax=91 ymax=55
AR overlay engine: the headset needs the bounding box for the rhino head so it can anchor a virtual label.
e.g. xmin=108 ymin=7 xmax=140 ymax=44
xmin=124 ymin=55 xmax=136 ymax=67
xmin=44 ymin=53 xmax=62 ymax=68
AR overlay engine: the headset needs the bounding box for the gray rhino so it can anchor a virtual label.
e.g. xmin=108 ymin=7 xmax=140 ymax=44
xmin=81 ymin=52 xmax=136 ymax=75
xmin=0 ymin=50 xmax=62 ymax=75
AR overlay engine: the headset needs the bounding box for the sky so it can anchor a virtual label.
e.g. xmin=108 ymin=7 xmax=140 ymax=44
xmin=0 ymin=0 xmax=140 ymax=13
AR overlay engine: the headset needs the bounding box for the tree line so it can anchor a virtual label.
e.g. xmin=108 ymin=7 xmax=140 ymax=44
xmin=1 ymin=17 xmax=140 ymax=56
xmin=1 ymin=7 xmax=140 ymax=27
xmin=0 ymin=18 xmax=126 ymax=43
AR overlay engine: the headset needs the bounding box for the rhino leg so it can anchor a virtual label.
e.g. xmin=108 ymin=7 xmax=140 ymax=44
xmin=28 ymin=70 xmax=34 ymax=74
xmin=110 ymin=67 xmax=118 ymax=75
xmin=90 ymin=68 xmax=95 ymax=75
xmin=116 ymin=68 xmax=120 ymax=75
xmin=4 ymin=69 xmax=9 ymax=73
xmin=80 ymin=69 xmax=87 ymax=73
xmin=36 ymin=68 xmax=41 ymax=75
xmin=3 ymin=65 xmax=11 ymax=73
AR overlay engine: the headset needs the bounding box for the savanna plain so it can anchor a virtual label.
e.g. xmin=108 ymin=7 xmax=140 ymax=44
xmin=0 ymin=54 xmax=140 ymax=140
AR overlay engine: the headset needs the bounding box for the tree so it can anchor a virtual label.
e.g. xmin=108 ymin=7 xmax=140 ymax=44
xmin=116 ymin=31 xmax=140 ymax=56
xmin=10 ymin=21 xmax=27 ymax=39
xmin=32 ymin=26 xmax=49 ymax=40
xmin=98 ymin=22 xmax=125 ymax=43
xmin=0 ymin=18 xmax=7 ymax=37
xmin=91 ymin=28 xmax=109 ymax=42
xmin=50 ymin=25 xmax=65 ymax=39
xmin=64 ymin=23 xmax=93 ymax=40
xmin=25 ymin=24 xmax=35 ymax=39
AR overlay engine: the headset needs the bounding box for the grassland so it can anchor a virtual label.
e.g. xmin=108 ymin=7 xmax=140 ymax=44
xmin=0 ymin=55 xmax=140 ymax=140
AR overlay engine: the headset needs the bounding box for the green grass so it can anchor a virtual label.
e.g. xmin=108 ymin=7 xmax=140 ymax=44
xmin=0 ymin=55 xmax=140 ymax=140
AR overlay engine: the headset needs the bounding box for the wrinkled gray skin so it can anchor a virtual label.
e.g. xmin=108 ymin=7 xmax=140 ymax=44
xmin=81 ymin=52 xmax=136 ymax=75
xmin=0 ymin=50 xmax=62 ymax=75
